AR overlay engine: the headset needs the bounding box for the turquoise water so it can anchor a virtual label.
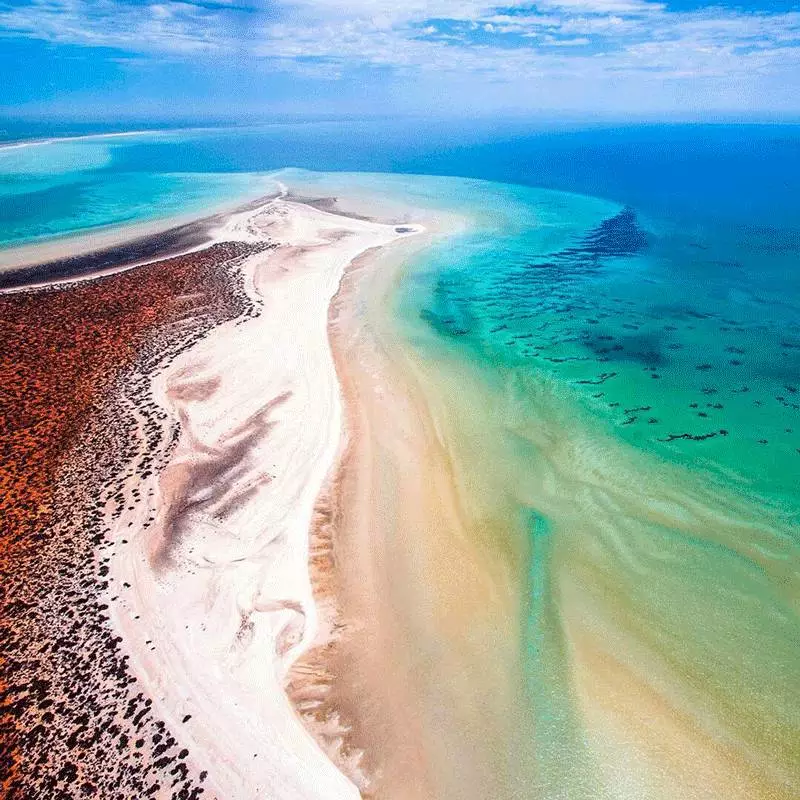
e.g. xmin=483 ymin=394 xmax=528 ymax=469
xmin=397 ymin=181 xmax=800 ymax=513
xmin=1 ymin=125 xmax=798 ymax=796
xmin=0 ymin=132 xmax=278 ymax=247
xmin=2 ymin=123 xmax=796 ymax=513
xmin=277 ymin=167 xmax=799 ymax=798
xmin=393 ymin=181 xmax=800 ymax=797
xmin=282 ymin=167 xmax=799 ymax=514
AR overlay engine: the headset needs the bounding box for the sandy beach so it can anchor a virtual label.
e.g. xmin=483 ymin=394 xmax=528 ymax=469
xmin=99 ymin=197 xmax=422 ymax=798
xmin=0 ymin=235 xmax=267 ymax=798
xmin=0 ymin=186 xmax=423 ymax=798
xmin=283 ymin=204 xmax=540 ymax=800
xmin=0 ymin=128 xmax=168 ymax=150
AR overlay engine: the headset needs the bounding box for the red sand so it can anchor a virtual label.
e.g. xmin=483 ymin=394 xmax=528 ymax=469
xmin=0 ymin=241 xmax=266 ymax=798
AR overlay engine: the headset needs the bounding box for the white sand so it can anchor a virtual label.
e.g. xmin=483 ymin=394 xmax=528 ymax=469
xmin=105 ymin=196 xmax=421 ymax=799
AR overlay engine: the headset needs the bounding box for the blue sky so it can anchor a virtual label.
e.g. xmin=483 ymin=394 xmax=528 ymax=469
xmin=1 ymin=0 xmax=799 ymax=120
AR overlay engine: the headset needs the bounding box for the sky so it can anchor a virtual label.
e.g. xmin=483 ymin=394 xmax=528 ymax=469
xmin=1 ymin=0 xmax=799 ymax=121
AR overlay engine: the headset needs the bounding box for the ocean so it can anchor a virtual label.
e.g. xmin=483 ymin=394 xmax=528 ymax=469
xmin=2 ymin=122 xmax=798 ymax=798
xmin=276 ymin=166 xmax=800 ymax=798
xmin=3 ymin=122 xmax=798 ymax=245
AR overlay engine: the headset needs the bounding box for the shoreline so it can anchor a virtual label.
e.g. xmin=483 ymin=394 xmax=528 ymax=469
xmin=277 ymin=175 xmax=800 ymax=800
xmin=0 ymin=235 xmax=265 ymax=798
xmin=101 ymin=194 xmax=423 ymax=798
xmin=0 ymin=128 xmax=169 ymax=150
xmin=0 ymin=190 xmax=286 ymax=291
xmin=287 ymin=210 xmax=534 ymax=800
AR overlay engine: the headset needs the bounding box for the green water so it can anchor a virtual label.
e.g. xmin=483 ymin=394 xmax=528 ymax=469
xmin=280 ymin=169 xmax=799 ymax=798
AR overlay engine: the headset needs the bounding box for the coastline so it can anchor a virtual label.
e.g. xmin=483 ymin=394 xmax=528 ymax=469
xmin=3 ymin=169 xmax=797 ymax=800
xmin=101 ymin=195 xmax=422 ymax=798
xmin=0 ymin=191 xmax=289 ymax=291
xmin=0 ymin=235 xmax=265 ymax=798
xmin=278 ymin=175 xmax=800 ymax=800
xmin=0 ymin=186 xmax=424 ymax=797
xmin=0 ymin=128 xmax=169 ymax=150
xmin=290 ymin=215 xmax=538 ymax=800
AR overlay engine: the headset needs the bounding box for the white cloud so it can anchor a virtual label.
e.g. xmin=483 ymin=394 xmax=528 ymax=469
xmin=0 ymin=0 xmax=224 ymax=52
xmin=0 ymin=0 xmax=798 ymax=111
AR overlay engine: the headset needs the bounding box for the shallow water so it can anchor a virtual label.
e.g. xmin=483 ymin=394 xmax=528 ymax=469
xmin=281 ymin=168 xmax=800 ymax=798
xmin=395 ymin=178 xmax=799 ymax=798
xmin=3 ymin=125 xmax=799 ymax=797
xmin=394 ymin=181 xmax=799 ymax=510
xmin=0 ymin=132 xmax=278 ymax=247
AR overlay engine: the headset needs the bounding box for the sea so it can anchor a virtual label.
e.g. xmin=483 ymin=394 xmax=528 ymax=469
xmin=3 ymin=121 xmax=796 ymax=503
xmin=2 ymin=120 xmax=798 ymax=798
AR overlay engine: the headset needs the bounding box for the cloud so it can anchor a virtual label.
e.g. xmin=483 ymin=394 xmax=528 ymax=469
xmin=255 ymin=1 xmax=800 ymax=82
xmin=1 ymin=0 xmax=798 ymax=112
xmin=0 ymin=0 xmax=225 ymax=53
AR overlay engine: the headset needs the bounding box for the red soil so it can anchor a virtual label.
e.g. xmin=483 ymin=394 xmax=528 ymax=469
xmin=0 ymin=241 xmax=267 ymax=799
